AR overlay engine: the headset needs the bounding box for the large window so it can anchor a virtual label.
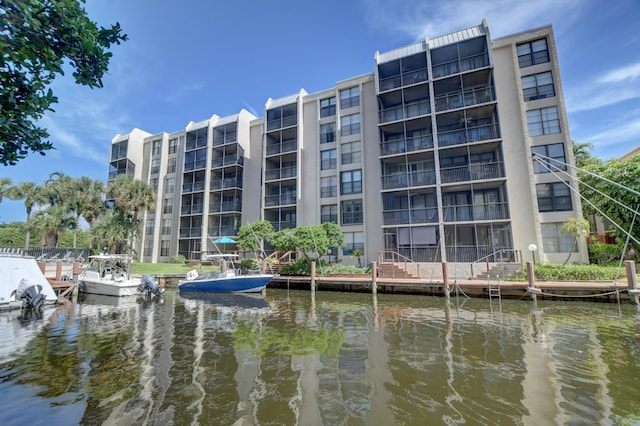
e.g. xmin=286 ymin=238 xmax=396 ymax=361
xmin=341 ymin=170 xmax=362 ymax=194
xmin=517 ymin=38 xmax=549 ymax=68
xmin=151 ymin=158 xmax=160 ymax=175
xmin=150 ymin=177 xmax=159 ymax=192
xmin=536 ymin=182 xmax=572 ymax=212
xmin=160 ymin=240 xmax=170 ymax=257
xmin=532 ymin=143 xmax=566 ymax=173
xmin=341 ymin=199 xmax=363 ymax=225
xmin=145 ymin=218 xmax=155 ymax=235
xmin=522 ymin=71 xmax=555 ymax=101
xmin=341 ymin=113 xmax=360 ymax=137
xmin=165 ymin=177 xmax=175 ymax=194
xmin=162 ymin=218 xmax=171 ymax=235
xmin=321 ymin=149 xmax=337 ymax=170
xmin=321 ymin=204 xmax=338 ymax=223
xmin=321 ymin=176 xmax=337 ymax=198
xmin=144 ymin=239 xmax=153 ymax=257
xmin=542 ymin=223 xmax=576 ymax=253
xmin=341 ymin=141 xmax=361 ymax=165
xmin=320 ymin=97 xmax=336 ymax=118
xmin=344 ymin=231 xmax=364 ymax=255
xmin=152 ymin=139 xmax=162 ymax=156
xmin=168 ymin=138 xmax=178 ymax=154
xmin=320 ymin=122 xmax=336 ymax=144
xmin=527 ymin=106 xmax=560 ymax=136
xmin=340 ymin=87 xmax=360 ymax=109
xmin=163 ymin=197 xmax=173 ymax=214
xmin=167 ymin=158 xmax=176 ymax=174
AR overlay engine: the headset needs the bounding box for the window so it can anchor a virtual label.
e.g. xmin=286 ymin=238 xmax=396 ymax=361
xmin=517 ymin=38 xmax=549 ymax=68
xmin=151 ymin=158 xmax=160 ymax=175
xmin=321 ymin=204 xmax=338 ymax=223
xmin=144 ymin=239 xmax=153 ymax=257
xmin=150 ymin=177 xmax=159 ymax=192
xmin=341 ymin=199 xmax=363 ymax=225
xmin=165 ymin=177 xmax=175 ymax=194
xmin=163 ymin=197 xmax=173 ymax=214
xmin=341 ymin=141 xmax=361 ymax=165
xmin=321 ymin=149 xmax=337 ymax=170
xmin=145 ymin=218 xmax=155 ymax=235
xmin=344 ymin=231 xmax=364 ymax=255
xmin=321 ymin=176 xmax=337 ymax=198
xmin=536 ymin=182 xmax=572 ymax=212
xmin=522 ymin=71 xmax=555 ymax=101
xmin=527 ymin=106 xmax=560 ymax=136
xmin=341 ymin=113 xmax=360 ymax=137
xmin=542 ymin=223 xmax=576 ymax=252
xmin=168 ymin=138 xmax=178 ymax=154
xmin=532 ymin=143 xmax=566 ymax=173
xmin=340 ymin=87 xmax=360 ymax=109
xmin=184 ymin=147 xmax=207 ymax=170
xmin=341 ymin=170 xmax=362 ymax=194
xmin=320 ymin=97 xmax=336 ymax=118
xmin=167 ymin=158 xmax=176 ymax=174
xmin=152 ymin=139 xmax=162 ymax=156
xmin=320 ymin=122 xmax=336 ymax=144
xmin=162 ymin=218 xmax=171 ymax=235
xmin=160 ymin=240 xmax=170 ymax=257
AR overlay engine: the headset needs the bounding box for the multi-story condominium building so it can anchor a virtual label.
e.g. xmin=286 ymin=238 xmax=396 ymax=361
xmin=108 ymin=20 xmax=588 ymax=267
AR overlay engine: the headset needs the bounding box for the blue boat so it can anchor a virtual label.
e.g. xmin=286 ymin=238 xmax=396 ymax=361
xmin=178 ymin=254 xmax=273 ymax=293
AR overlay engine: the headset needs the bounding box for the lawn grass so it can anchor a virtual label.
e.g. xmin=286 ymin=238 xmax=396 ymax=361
xmin=131 ymin=262 xmax=217 ymax=275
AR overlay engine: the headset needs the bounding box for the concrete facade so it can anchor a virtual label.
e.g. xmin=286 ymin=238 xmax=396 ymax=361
xmin=108 ymin=21 xmax=588 ymax=266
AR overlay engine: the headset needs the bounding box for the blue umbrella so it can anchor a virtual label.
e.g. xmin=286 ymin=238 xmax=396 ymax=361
xmin=213 ymin=236 xmax=236 ymax=244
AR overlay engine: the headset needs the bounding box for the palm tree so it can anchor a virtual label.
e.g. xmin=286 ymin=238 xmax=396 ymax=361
xmin=562 ymin=217 xmax=590 ymax=265
xmin=106 ymin=174 xmax=155 ymax=251
xmin=349 ymin=248 xmax=363 ymax=268
xmin=0 ymin=177 xmax=12 ymax=203
xmin=7 ymin=181 xmax=47 ymax=248
xmin=91 ymin=209 xmax=130 ymax=253
xmin=31 ymin=205 xmax=77 ymax=248
xmin=78 ymin=177 xmax=106 ymax=229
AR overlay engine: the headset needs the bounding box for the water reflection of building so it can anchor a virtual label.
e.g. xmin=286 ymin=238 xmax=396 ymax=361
xmin=109 ymin=21 xmax=587 ymax=268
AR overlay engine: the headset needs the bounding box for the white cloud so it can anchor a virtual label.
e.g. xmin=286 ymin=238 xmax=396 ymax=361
xmin=598 ymin=62 xmax=640 ymax=84
xmin=579 ymin=108 xmax=640 ymax=154
xmin=568 ymin=62 xmax=640 ymax=113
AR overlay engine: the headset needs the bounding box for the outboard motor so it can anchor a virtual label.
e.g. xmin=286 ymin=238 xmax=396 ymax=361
xmin=139 ymin=275 xmax=163 ymax=297
xmin=17 ymin=278 xmax=46 ymax=310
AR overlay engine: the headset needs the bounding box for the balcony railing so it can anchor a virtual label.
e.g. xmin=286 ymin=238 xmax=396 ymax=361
xmin=265 ymin=166 xmax=297 ymax=181
xmin=435 ymin=86 xmax=495 ymax=112
xmin=208 ymin=227 xmax=238 ymax=238
xmin=379 ymin=100 xmax=431 ymax=124
xmin=440 ymin=161 xmax=504 ymax=184
xmin=270 ymin=220 xmax=296 ymax=231
xmin=181 ymin=204 xmax=204 ymax=215
xmin=213 ymin=132 xmax=237 ymax=146
xmin=184 ymin=159 xmax=207 ymax=172
xmin=182 ymin=181 xmax=205 ymax=192
xmin=382 ymin=171 xmax=436 ymax=190
xmin=211 ymin=156 xmax=243 ymax=168
xmin=381 ymin=135 xmax=434 ymax=156
xmin=179 ymin=228 xmax=202 ymax=238
xmin=383 ymin=207 xmax=438 ymax=225
xmin=264 ymin=193 xmax=297 ymax=207
xmin=266 ymin=139 xmax=298 ymax=156
xmin=209 ymin=201 xmax=242 ymax=213
xmin=266 ymin=115 xmax=297 ymax=131
xmin=442 ymin=202 xmax=509 ymax=222
xmin=379 ymin=68 xmax=428 ymax=92
xmin=432 ymin=52 xmax=489 ymax=79
xmin=210 ymin=178 xmax=242 ymax=190
xmin=437 ymin=123 xmax=499 ymax=147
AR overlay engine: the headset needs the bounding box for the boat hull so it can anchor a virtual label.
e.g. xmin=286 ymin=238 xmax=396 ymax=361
xmin=178 ymin=274 xmax=272 ymax=293
xmin=79 ymin=280 xmax=140 ymax=297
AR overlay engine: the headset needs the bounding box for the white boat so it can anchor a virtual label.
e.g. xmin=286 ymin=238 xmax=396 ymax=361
xmin=78 ymin=254 xmax=161 ymax=298
xmin=0 ymin=253 xmax=58 ymax=311
xmin=178 ymin=254 xmax=273 ymax=293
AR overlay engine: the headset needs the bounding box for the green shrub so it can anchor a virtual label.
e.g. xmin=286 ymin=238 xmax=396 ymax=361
xmin=512 ymin=263 xmax=629 ymax=281
xmin=239 ymin=258 xmax=259 ymax=273
xmin=588 ymin=242 xmax=622 ymax=265
xmin=170 ymin=254 xmax=186 ymax=264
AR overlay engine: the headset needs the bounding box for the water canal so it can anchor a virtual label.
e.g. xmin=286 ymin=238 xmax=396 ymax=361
xmin=1 ymin=288 xmax=639 ymax=425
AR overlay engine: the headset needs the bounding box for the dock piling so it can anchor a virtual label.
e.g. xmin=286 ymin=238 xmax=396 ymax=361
xmin=626 ymin=260 xmax=639 ymax=306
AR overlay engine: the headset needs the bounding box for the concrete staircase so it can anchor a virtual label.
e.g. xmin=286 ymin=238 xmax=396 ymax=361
xmin=473 ymin=263 xmax=523 ymax=280
xmin=378 ymin=262 xmax=419 ymax=279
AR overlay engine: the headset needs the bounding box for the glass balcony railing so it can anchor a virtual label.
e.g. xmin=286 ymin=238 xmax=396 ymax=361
xmin=442 ymin=202 xmax=509 ymax=222
xmin=432 ymin=52 xmax=489 ymax=79
xmin=437 ymin=123 xmax=499 ymax=147
xmin=440 ymin=161 xmax=504 ymax=184
xmin=381 ymin=135 xmax=434 ymax=156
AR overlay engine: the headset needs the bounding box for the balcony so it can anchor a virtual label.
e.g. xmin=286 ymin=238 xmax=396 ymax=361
xmin=182 ymin=181 xmax=205 ymax=193
xmin=432 ymin=52 xmax=489 ymax=79
xmin=382 ymin=170 xmax=436 ymax=190
xmin=209 ymin=201 xmax=242 ymax=213
xmin=266 ymin=139 xmax=297 ymax=156
xmin=264 ymin=193 xmax=297 ymax=207
xmin=440 ymin=161 xmax=504 ymax=184
xmin=179 ymin=228 xmax=202 ymax=238
xmin=266 ymin=115 xmax=297 ymax=131
xmin=435 ymin=86 xmax=495 ymax=112
xmin=181 ymin=204 xmax=204 ymax=215
xmin=213 ymin=132 xmax=237 ymax=146
xmin=211 ymin=156 xmax=243 ymax=168
xmin=265 ymin=166 xmax=296 ymax=181
xmin=381 ymin=135 xmax=433 ymax=156
xmin=208 ymin=226 xmax=238 ymax=238
xmin=210 ymin=178 xmax=242 ymax=190
xmin=379 ymin=100 xmax=431 ymax=124
xmin=442 ymin=202 xmax=509 ymax=222
xmin=437 ymin=123 xmax=499 ymax=148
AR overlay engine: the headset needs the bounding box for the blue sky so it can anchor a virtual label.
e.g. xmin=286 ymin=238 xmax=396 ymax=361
xmin=2 ymin=0 xmax=640 ymax=223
